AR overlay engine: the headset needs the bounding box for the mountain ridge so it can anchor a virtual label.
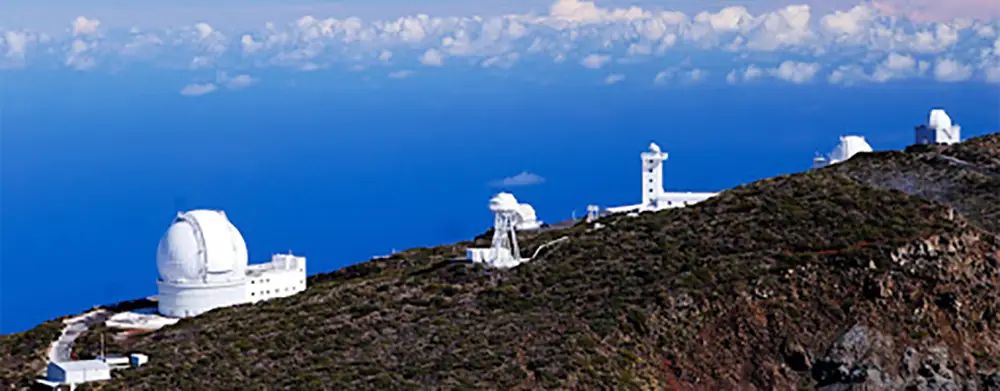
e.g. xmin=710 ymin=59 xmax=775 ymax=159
xmin=3 ymin=132 xmax=999 ymax=390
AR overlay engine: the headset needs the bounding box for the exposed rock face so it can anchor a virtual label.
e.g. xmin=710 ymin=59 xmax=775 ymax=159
xmin=3 ymin=133 xmax=998 ymax=390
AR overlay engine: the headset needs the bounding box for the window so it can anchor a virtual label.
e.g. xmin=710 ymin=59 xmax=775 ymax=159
xmin=251 ymin=292 xmax=255 ymax=296
xmin=649 ymin=188 xmax=653 ymax=193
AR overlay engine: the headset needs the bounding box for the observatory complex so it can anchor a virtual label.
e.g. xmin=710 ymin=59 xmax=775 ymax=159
xmin=812 ymin=108 xmax=962 ymax=169
xmin=156 ymin=209 xmax=307 ymax=318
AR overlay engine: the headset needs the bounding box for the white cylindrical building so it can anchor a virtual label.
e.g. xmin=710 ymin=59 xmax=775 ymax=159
xmin=156 ymin=209 xmax=249 ymax=318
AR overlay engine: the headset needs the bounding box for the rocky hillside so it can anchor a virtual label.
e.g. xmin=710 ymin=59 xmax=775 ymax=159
xmin=4 ymin=132 xmax=1000 ymax=390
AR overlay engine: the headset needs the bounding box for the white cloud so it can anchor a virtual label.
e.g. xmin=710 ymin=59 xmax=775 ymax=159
xmin=71 ymin=16 xmax=101 ymax=36
xmin=580 ymin=54 xmax=611 ymax=69
xmin=727 ymin=65 xmax=765 ymax=83
xmin=419 ymin=48 xmax=444 ymax=66
xmin=379 ymin=50 xmax=392 ymax=62
xmin=985 ymin=66 xmax=1000 ymax=83
xmin=933 ymin=58 xmax=973 ymax=82
xmin=225 ymin=74 xmax=256 ymax=89
xmin=870 ymin=52 xmax=917 ymax=82
xmin=828 ymin=64 xmax=869 ymax=85
xmin=388 ymin=70 xmax=414 ymax=79
xmin=491 ymin=172 xmax=546 ymax=187
xmin=180 ymin=83 xmax=218 ymax=96
xmin=604 ymin=73 xmax=625 ymax=84
xmin=769 ymin=60 xmax=820 ymax=83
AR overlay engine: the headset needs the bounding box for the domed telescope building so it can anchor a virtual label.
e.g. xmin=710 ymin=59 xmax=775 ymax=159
xmin=156 ymin=209 xmax=307 ymax=318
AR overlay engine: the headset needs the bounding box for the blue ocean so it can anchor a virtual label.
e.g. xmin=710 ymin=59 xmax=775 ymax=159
xmin=2 ymin=69 xmax=997 ymax=333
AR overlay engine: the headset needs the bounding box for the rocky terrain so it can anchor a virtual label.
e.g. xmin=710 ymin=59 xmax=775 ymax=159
xmin=3 ymin=132 xmax=999 ymax=390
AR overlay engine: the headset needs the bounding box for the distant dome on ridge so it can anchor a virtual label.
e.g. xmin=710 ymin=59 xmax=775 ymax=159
xmin=156 ymin=209 xmax=248 ymax=284
xmin=829 ymin=135 xmax=873 ymax=163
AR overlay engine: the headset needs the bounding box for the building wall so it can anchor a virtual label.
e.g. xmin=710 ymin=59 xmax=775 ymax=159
xmin=245 ymin=255 xmax=307 ymax=303
xmin=915 ymin=125 xmax=961 ymax=145
xmin=157 ymin=279 xmax=247 ymax=318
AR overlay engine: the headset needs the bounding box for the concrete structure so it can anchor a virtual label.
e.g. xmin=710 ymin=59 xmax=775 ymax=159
xmin=467 ymin=193 xmax=529 ymax=268
xmin=812 ymin=135 xmax=874 ymax=169
xmin=915 ymin=108 xmax=961 ymax=145
xmin=156 ymin=209 xmax=306 ymax=318
xmin=43 ymin=360 xmax=111 ymax=389
xmin=601 ymin=142 xmax=719 ymax=215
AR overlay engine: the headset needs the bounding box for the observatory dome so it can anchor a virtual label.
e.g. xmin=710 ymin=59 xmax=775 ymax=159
xmin=517 ymin=203 xmax=537 ymax=222
xmin=829 ymin=135 xmax=873 ymax=163
xmin=929 ymin=109 xmax=952 ymax=130
xmin=156 ymin=210 xmax=249 ymax=284
xmin=490 ymin=193 xmax=520 ymax=213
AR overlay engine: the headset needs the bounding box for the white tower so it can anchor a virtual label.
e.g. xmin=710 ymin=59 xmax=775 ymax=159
xmin=488 ymin=193 xmax=522 ymax=268
xmin=586 ymin=204 xmax=601 ymax=222
xmin=915 ymin=109 xmax=961 ymax=145
xmin=156 ymin=209 xmax=249 ymax=318
xmin=641 ymin=142 xmax=669 ymax=207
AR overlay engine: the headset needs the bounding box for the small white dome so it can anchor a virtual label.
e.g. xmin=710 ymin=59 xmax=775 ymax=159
xmin=490 ymin=193 xmax=520 ymax=212
xmin=517 ymin=203 xmax=537 ymax=222
xmin=829 ymin=135 xmax=873 ymax=163
xmin=929 ymin=109 xmax=952 ymax=130
xmin=649 ymin=142 xmax=661 ymax=153
xmin=156 ymin=209 xmax=248 ymax=284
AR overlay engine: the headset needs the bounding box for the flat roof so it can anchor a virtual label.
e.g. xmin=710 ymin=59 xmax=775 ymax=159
xmin=50 ymin=360 xmax=110 ymax=371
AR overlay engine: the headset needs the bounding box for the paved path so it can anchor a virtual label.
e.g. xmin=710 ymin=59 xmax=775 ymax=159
xmin=47 ymin=309 xmax=111 ymax=362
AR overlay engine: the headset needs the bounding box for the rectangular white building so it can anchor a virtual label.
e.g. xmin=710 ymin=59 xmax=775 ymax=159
xmin=246 ymin=253 xmax=307 ymax=302
xmin=45 ymin=360 xmax=111 ymax=386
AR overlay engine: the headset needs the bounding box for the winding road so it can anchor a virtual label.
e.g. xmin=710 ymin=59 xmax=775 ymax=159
xmin=47 ymin=309 xmax=111 ymax=362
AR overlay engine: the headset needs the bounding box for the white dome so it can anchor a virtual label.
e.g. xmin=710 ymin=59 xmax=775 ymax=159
xmin=649 ymin=142 xmax=661 ymax=153
xmin=156 ymin=209 xmax=248 ymax=284
xmin=929 ymin=109 xmax=952 ymax=130
xmin=829 ymin=135 xmax=873 ymax=163
xmin=517 ymin=203 xmax=537 ymax=222
xmin=490 ymin=193 xmax=520 ymax=213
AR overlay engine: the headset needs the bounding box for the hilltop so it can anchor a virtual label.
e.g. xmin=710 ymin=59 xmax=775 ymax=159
xmin=3 ymin=132 xmax=1000 ymax=390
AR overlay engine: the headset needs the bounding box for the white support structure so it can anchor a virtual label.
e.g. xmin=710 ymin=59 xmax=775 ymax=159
xmin=915 ymin=109 xmax=961 ymax=145
xmin=467 ymin=193 xmax=532 ymax=268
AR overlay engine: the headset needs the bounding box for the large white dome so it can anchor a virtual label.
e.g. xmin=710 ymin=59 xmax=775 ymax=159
xmin=156 ymin=209 xmax=248 ymax=284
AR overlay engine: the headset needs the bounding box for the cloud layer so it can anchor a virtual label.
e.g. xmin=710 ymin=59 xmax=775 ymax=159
xmin=1 ymin=0 xmax=998 ymax=86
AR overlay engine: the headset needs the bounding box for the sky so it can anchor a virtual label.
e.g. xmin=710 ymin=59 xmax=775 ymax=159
xmin=1 ymin=0 xmax=999 ymax=333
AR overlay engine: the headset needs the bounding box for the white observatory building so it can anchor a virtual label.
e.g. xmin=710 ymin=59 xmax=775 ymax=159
xmin=156 ymin=209 xmax=307 ymax=318
xmin=603 ymin=142 xmax=718 ymax=215
xmin=466 ymin=192 xmax=536 ymax=268
xmin=915 ymin=109 xmax=961 ymax=145
xmin=812 ymin=135 xmax=874 ymax=169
